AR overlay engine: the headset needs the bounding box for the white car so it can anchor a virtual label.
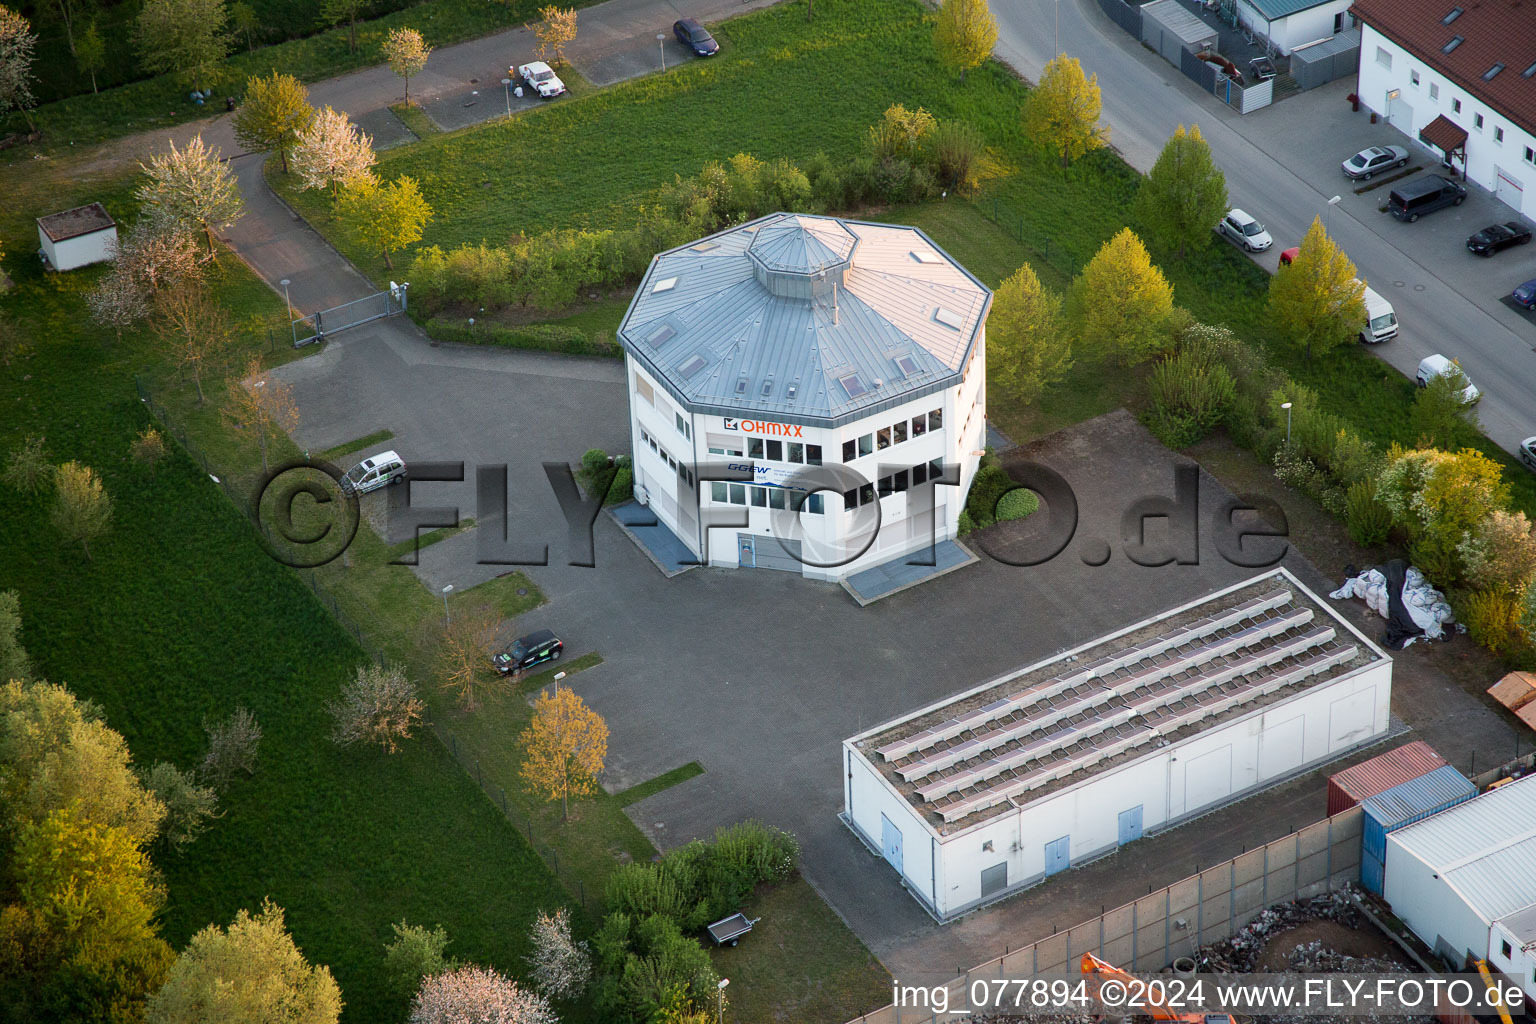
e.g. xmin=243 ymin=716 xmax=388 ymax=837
xmin=1217 ymin=208 xmax=1273 ymax=252
xmin=516 ymin=61 xmax=565 ymax=99
xmin=341 ymin=450 xmax=407 ymax=494
xmin=1415 ymin=355 xmax=1480 ymax=405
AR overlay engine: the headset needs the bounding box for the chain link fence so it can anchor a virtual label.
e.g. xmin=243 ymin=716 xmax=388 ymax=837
xmin=134 ymin=375 xmax=593 ymax=916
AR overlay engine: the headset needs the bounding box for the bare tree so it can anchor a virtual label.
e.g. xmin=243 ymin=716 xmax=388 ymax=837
xmin=433 ymin=599 xmax=504 ymax=710
xmin=136 ymin=135 xmax=245 ymax=258
xmin=201 ymin=705 xmax=261 ymax=788
xmin=154 ymin=280 xmax=233 ymax=404
xmin=87 ymin=260 xmax=151 ymax=343
xmin=222 ymin=355 xmax=299 ymax=473
xmin=327 ymin=663 xmax=425 ymax=754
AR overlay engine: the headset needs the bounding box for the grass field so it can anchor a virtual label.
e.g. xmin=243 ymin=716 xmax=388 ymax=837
xmin=0 ymin=172 xmax=574 ymax=1022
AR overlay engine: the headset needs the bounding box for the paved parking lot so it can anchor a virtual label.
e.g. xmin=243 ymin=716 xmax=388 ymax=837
xmin=268 ymin=330 xmax=1527 ymax=978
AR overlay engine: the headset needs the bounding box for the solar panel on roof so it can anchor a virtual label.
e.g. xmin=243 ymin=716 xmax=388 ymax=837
xmin=838 ymin=373 xmax=867 ymax=398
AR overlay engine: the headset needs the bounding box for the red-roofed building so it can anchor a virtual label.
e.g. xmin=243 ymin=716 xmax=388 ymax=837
xmin=1350 ymin=0 xmax=1536 ymax=217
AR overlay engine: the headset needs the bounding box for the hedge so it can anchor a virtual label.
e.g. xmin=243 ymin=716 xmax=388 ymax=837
xmin=425 ymin=318 xmax=621 ymax=358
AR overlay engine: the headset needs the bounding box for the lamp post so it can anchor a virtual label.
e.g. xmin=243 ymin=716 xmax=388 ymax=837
xmin=1325 ymin=194 xmax=1341 ymax=233
xmin=501 ymin=78 xmax=512 ymax=118
xmin=658 ymin=32 xmax=667 ymax=71
xmin=1054 ymin=0 xmax=1059 ymax=58
xmin=441 ymin=583 xmax=453 ymax=625
xmin=280 ymin=278 xmax=295 ymax=346
xmin=1281 ymin=401 xmax=1293 ymax=444
xmin=716 ymin=978 xmax=729 ymax=1024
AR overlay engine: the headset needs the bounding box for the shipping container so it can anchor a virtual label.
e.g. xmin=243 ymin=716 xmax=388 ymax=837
xmin=1327 ymin=740 xmax=1448 ymax=816
xmin=1358 ymin=765 xmax=1476 ymax=893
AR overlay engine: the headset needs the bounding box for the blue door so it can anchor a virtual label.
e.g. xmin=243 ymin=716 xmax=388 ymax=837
xmin=738 ymin=534 xmax=755 ymax=568
xmin=1118 ymin=805 xmax=1144 ymax=846
xmin=1044 ymin=835 xmax=1070 ymax=876
xmin=880 ymin=814 xmax=904 ymax=875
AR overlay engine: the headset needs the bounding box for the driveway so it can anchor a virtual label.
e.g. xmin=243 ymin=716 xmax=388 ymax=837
xmin=265 ymin=322 xmax=1528 ymax=980
xmin=988 ymin=0 xmax=1536 ymax=454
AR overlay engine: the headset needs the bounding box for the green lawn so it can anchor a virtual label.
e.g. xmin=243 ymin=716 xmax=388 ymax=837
xmin=0 ymin=174 xmax=571 ymax=1023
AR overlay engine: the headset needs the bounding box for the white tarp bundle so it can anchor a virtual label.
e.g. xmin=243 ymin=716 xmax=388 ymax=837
xmin=1330 ymin=565 xmax=1456 ymax=642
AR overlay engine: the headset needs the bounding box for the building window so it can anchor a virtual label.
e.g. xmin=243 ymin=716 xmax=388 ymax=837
xmin=842 ymin=439 xmax=856 ymax=462
xmin=729 ymin=483 xmax=746 ymax=505
xmin=1429 ymin=82 xmax=1439 ymax=100
xmin=1374 ymin=46 xmax=1391 ymax=70
xmin=913 ymin=462 xmax=928 ymax=485
xmin=843 ymin=487 xmax=857 ymax=511
xmin=1501 ymin=940 xmax=1512 ymax=959
xmin=675 ymin=412 xmax=690 ymax=439
xmin=803 ymin=493 xmax=824 ymax=515
xmin=766 ymin=439 xmax=783 ymax=461
xmin=929 ymin=409 xmax=943 ymax=431
xmin=748 ymin=438 xmax=764 ymax=459
xmin=858 ymin=434 xmax=874 ymax=457
xmin=711 ymin=482 xmax=727 ymax=502
xmin=1452 ymin=98 xmax=1462 ymax=114
xmin=786 ymin=442 xmax=802 ymax=463
xmin=1410 ymin=69 xmax=1420 ymax=87
xmin=768 ymin=488 xmax=788 ymax=511
xmin=911 ymin=415 xmax=927 ymax=438
xmin=1474 ymin=113 xmax=1483 ymax=130
xmin=751 ymin=487 xmax=767 ymax=508
xmin=807 ymin=445 xmax=822 ymax=465
xmin=893 ymin=420 xmax=907 ymax=444
xmin=636 ymin=374 xmax=655 ymax=406
xmin=877 ymin=426 xmax=891 ymax=450
xmin=894 ymin=469 xmax=909 ymax=492
xmin=929 ymin=458 xmax=944 ymax=480
xmin=859 ymin=483 xmax=874 ymax=505
xmin=1527 ymin=146 xmax=1536 ymax=165
xmin=1495 ymin=126 xmax=1504 ymax=143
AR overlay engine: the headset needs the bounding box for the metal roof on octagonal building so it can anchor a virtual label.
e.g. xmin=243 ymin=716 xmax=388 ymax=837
xmin=617 ymin=213 xmax=992 ymax=428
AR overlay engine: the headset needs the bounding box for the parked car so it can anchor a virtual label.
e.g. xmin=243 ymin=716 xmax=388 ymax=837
xmin=1521 ymin=437 xmax=1536 ymax=472
xmin=515 ymin=61 xmax=565 ymax=98
xmin=1279 ymin=246 xmax=1299 ymax=266
xmin=1416 ymin=354 xmax=1480 ymax=404
xmin=493 ymin=629 xmax=564 ymax=674
xmin=673 ymin=17 xmax=719 ymax=56
xmin=341 ymin=450 xmax=406 ymax=494
xmin=1516 ymin=279 xmax=1536 ymax=309
xmin=1386 ymin=175 xmax=1465 ymax=222
xmin=1466 ymin=222 xmax=1533 ymax=256
xmin=1217 ymin=208 xmax=1272 ymax=252
xmin=1341 ymin=145 xmax=1408 ymax=180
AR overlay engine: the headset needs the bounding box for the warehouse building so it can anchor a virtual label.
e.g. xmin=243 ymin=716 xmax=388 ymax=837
xmin=1382 ymin=774 xmax=1536 ymax=1001
xmin=616 ymin=213 xmax=990 ymax=579
xmin=842 ymin=569 xmax=1393 ymax=921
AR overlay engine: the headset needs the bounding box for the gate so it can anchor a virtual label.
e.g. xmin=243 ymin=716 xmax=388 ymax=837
xmin=291 ymin=281 xmax=409 ymax=347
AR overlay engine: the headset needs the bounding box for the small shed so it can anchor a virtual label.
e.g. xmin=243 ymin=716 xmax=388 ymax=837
xmin=1327 ymin=739 xmax=1447 ymax=816
xmin=36 ymin=203 xmax=117 ymax=272
xmin=1359 ymin=765 xmax=1476 ymax=894
xmin=1141 ymin=0 xmax=1219 ymax=65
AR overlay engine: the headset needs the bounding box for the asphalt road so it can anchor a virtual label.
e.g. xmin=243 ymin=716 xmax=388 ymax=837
xmin=989 ymin=0 xmax=1535 ymax=454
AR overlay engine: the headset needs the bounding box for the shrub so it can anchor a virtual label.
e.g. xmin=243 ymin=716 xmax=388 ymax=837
xmin=3 ymin=435 xmax=50 ymax=493
xmin=610 ymin=915 xmax=720 ymax=1024
xmin=1460 ymin=589 xmax=1521 ymax=655
xmin=709 ymin=821 xmax=797 ymax=889
xmin=1344 ymin=479 xmax=1391 ymax=548
xmin=762 ymin=157 xmax=812 ymax=212
xmin=1272 ymin=442 xmax=1344 ymax=516
xmin=426 ymin=319 xmax=618 ymax=358
xmin=201 ymin=706 xmax=261 ymax=789
xmin=929 ymin=119 xmax=984 ymax=192
xmin=872 ymin=156 xmax=915 ymax=203
xmin=996 ymin=488 xmax=1039 ymax=521
xmin=1324 ymin=429 xmax=1383 ymax=487
xmin=867 ymin=103 xmax=936 ymax=163
xmin=603 ymin=861 xmax=711 ymax=933
xmin=957 ymin=509 xmax=976 ymax=536
xmin=963 ymin=460 xmax=1016 ymax=528
xmin=141 ymin=761 xmax=218 ymax=852
xmin=1147 ymin=349 xmax=1235 ymax=448
xmin=384 ymin=920 xmax=456 ymax=999
xmin=131 ymin=426 xmax=168 ymax=467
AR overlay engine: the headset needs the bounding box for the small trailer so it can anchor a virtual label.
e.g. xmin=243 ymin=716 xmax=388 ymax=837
xmin=705 ymin=913 xmax=760 ymax=947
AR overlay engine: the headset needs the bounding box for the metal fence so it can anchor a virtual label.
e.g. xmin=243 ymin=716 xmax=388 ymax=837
xmin=292 ymin=284 xmax=408 ymax=347
xmin=846 ymin=808 xmax=1366 ymax=1024
xmin=1095 ymin=0 xmax=1142 ymax=37
xmin=133 ymin=375 xmax=594 ymax=917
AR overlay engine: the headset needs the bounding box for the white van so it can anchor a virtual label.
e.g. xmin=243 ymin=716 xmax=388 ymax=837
xmin=341 ymin=450 xmax=407 ymax=494
xmin=1416 ymin=355 xmax=1480 ymax=404
xmin=1360 ymin=285 xmax=1397 ymax=344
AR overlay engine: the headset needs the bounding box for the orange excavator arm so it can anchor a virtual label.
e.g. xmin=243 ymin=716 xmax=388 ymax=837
xmin=1080 ymin=952 xmax=1209 ymax=1024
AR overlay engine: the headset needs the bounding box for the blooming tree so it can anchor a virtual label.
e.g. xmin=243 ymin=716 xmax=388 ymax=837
xmin=410 ymin=966 xmax=555 ymax=1024
xmin=292 ymin=105 xmax=376 ymax=196
xmin=0 ymin=5 xmax=38 ymax=131
xmin=383 ymin=27 xmax=430 ymax=106
xmin=135 ymin=135 xmax=245 ymax=258
xmin=525 ymin=907 xmax=589 ymax=1000
xmin=327 ymin=662 xmax=425 ymax=754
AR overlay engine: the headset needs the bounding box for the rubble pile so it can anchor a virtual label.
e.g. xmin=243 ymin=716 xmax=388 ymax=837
xmin=1284 ymin=938 xmax=1408 ymax=975
xmin=1192 ymin=890 xmax=1362 ymax=973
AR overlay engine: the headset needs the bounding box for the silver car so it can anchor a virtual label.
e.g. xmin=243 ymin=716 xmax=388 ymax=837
xmin=1342 ymin=145 xmax=1408 ymax=180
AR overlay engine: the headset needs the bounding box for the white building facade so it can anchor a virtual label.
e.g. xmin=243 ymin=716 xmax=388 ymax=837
xmin=843 ymin=570 xmax=1393 ymax=921
xmin=1382 ymin=775 xmax=1536 ymax=1000
xmin=36 ymin=202 xmax=117 ymax=272
xmin=619 ymin=214 xmax=990 ymax=580
xmin=1351 ymin=1 xmax=1536 ymax=218
xmin=1234 ymin=0 xmax=1354 ymax=56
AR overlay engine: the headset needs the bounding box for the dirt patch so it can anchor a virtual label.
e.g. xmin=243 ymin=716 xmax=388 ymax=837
xmin=1253 ymin=918 xmax=1411 ymax=972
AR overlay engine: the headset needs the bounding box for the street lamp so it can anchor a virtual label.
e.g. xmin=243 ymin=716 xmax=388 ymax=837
xmin=1281 ymin=401 xmax=1293 ymax=444
xmin=280 ymin=278 xmax=295 ymax=346
xmin=716 ymin=978 xmax=729 ymax=1024
xmin=501 ymin=78 xmax=512 ymax=118
xmin=1325 ymin=194 xmax=1341 ymax=233
xmin=658 ymin=32 xmax=667 ymax=71
xmin=441 ymin=583 xmax=453 ymax=624
xmin=1054 ymin=0 xmax=1059 ymax=58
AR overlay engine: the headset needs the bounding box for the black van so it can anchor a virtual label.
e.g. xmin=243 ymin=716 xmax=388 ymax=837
xmin=1387 ymin=174 xmax=1467 ymax=222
